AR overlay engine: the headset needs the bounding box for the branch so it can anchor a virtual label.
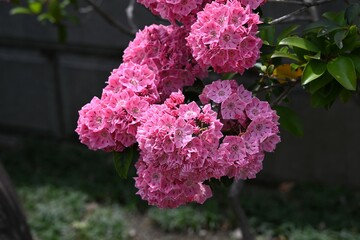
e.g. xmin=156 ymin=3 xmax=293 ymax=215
xmin=126 ymin=0 xmax=138 ymax=34
xmin=253 ymin=79 xmax=300 ymax=93
xmin=83 ymin=0 xmax=135 ymax=37
xmin=270 ymin=84 xmax=296 ymax=107
xmin=268 ymin=0 xmax=307 ymax=5
xmin=229 ymin=180 xmax=254 ymax=240
xmin=268 ymin=0 xmax=334 ymax=24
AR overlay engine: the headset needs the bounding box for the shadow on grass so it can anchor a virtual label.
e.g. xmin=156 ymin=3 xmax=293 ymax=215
xmin=0 ymin=137 xmax=145 ymax=209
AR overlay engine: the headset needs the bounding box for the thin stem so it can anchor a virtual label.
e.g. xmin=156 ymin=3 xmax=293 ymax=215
xmin=83 ymin=0 xmax=135 ymax=36
xmin=268 ymin=0 xmax=307 ymax=5
xmin=268 ymin=0 xmax=334 ymax=24
xmin=253 ymin=79 xmax=300 ymax=93
xmin=270 ymin=84 xmax=296 ymax=107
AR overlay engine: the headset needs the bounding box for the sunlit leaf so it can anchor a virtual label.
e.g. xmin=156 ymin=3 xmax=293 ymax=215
xmin=10 ymin=7 xmax=32 ymax=15
xmin=302 ymin=60 xmax=327 ymax=85
xmin=29 ymin=1 xmax=42 ymax=14
xmin=279 ymin=37 xmax=320 ymax=53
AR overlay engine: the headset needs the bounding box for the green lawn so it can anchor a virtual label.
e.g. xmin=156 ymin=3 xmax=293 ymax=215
xmin=1 ymin=137 xmax=359 ymax=239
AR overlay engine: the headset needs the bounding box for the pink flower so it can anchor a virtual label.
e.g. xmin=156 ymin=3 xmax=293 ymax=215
xmin=123 ymin=24 xmax=206 ymax=101
xmin=137 ymin=0 xmax=211 ymax=25
xmin=187 ymin=1 xmax=262 ymax=73
xmin=204 ymin=79 xmax=233 ymax=103
xmin=222 ymin=136 xmax=246 ymax=161
xmin=221 ymin=93 xmax=246 ymax=119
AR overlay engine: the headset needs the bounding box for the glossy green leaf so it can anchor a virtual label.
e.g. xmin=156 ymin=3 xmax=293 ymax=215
xmin=308 ymin=72 xmax=332 ymax=94
xmin=302 ymin=60 xmax=327 ymax=85
xmin=279 ymin=37 xmax=320 ymax=53
xmin=317 ymin=26 xmax=345 ymax=37
xmin=29 ymin=1 xmax=42 ymax=14
xmin=271 ymin=51 xmax=300 ymax=62
xmin=274 ymin=106 xmax=304 ymax=137
xmin=304 ymin=52 xmax=321 ymax=61
xmin=327 ymin=56 xmax=357 ymax=90
xmin=10 ymin=7 xmax=32 ymax=15
xmin=334 ymin=30 xmax=348 ymax=49
xmin=113 ymin=147 xmax=135 ymax=179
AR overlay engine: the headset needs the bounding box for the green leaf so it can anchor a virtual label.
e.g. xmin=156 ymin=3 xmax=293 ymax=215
xmin=29 ymin=1 xmax=42 ymax=14
xmin=277 ymin=25 xmax=299 ymax=42
xmin=317 ymin=26 xmax=345 ymax=37
xmin=49 ymin=0 xmax=61 ymax=22
xmin=308 ymin=72 xmax=332 ymax=94
xmin=345 ymin=3 xmax=360 ymax=25
xmin=259 ymin=24 xmax=276 ymax=45
xmin=279 ymin=37 xmax=320 ymax=53
xmin=334 ymin=30 xmax=348 ymax=49
xmin=327 ymin=56 xmax=357 ymax=90
xmin=303 ymin=52 xmax=321 ymax=61
xmin=113 ymin=147 xmax=135 ymax=179
xmin=274 ymin=106 xmax=304 ymax=137
xmin=302 ymin=60 xmax=327 ymax=85
xmin=10 ymin=7 xmax=32 ymax=15
xmin=271 ymin=51 xmax=300 ymax=62
xmin=348 ymin=54 xmax=360 ymax=74
xmin=323 ymin=11 xmax=345 ymax=25
xmin=37 ymin=13 xmax=55 ymax=22
xmin=304 ymin=19 xmax=339 ymax=34
xmin=310 ymin=81 xmax=342 ymax=108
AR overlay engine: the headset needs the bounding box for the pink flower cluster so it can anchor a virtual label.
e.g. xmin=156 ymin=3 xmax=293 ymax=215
xmin=135 ymin=91 xmax=225 ymax=208
xmin=215 ymin=0 xmax=267 ymax=10
xmin=123 ymin=24 xmax=206 ymax=101
xmin=76 ymin=61 xmax=159 ymax=152
xmin=136 ymin=0 xmax=211 ymax=26
xmin=187 ymin=0 xmax=262 ymax=74
xmin=200 ymin=80 xmax=281 ymax=179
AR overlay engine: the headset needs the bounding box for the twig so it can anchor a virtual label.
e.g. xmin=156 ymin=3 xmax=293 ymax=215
xmin=83 ymin=0 xmax=135 ymax=36
xmin=126 ymin=0 xmax=138 ymax=34
xmin=268 ymin=0 xmax=334 ymax=24
xmin=253 ymin=79 xmax=300 ymax=93
xmin=270 ymin=84 xmax=296 ymax=107
xmin=268 ymin=0 xmax=307 ymax=5
xmin=229 ymin=180 xmax=254 ymax=240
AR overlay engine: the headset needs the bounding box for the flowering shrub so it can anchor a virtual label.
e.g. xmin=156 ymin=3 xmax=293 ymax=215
xmin=70 ymin=0 xmax=360 ymax=208
xmin=74 ymin=0 xmax=273 ymax=208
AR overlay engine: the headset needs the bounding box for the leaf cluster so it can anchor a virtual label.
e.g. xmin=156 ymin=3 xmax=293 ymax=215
xmin=262 ymin=3 xmax=360 ymax=109
xmin=9 ymin=0 xmax=79 ymax=42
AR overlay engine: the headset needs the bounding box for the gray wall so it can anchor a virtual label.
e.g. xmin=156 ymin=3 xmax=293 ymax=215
xmin=1 ymin=0 xmax=359 ymax=187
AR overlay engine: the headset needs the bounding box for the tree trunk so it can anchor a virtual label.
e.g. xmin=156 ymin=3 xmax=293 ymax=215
xmin=0 ymin=161 xmax=33 ymax=240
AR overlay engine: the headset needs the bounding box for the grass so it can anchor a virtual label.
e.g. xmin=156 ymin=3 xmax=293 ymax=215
xmin=1 ymin=137 xmax=360 ymax=239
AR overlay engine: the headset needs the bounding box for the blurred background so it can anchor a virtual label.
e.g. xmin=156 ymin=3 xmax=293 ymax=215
xmin=0 ymin=0 xmax=360 ymax=239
